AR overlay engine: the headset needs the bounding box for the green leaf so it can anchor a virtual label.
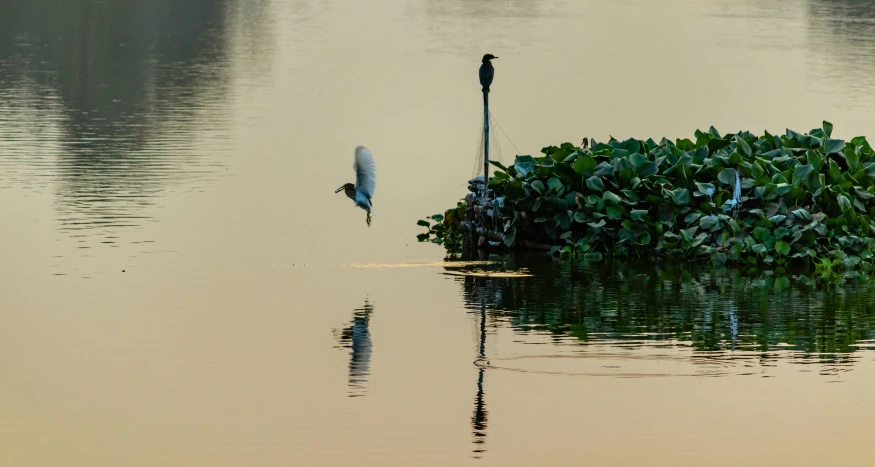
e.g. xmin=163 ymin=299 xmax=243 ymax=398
xmin=823 ymin=121 xmax=833 ymax=138
xmin=621 ymin=189 xmax=639 ymax=203
xmin=492 ymin=171 xmax=509 ymax=181
xmin=728 ymin=151 xmax=742 ymax=166
xmin=546 ymin=177 xmax=564 ymax=194
xmin=695 ymin=182 xmax=716 ymax=196
xmin=630 ymin=209 xmax=649 ymax=220
xmin=593 ymin=162 xmax=614 ymax=177
xmin=606 ymin=204 xmax=625 ymax=220
xmin=708 ymin=138 xmax=731 ymax=152
xmin=611 ymin=148 xmax=631 ymax=160
xmin=671 ymin=188 xmax=691 ymax=205
xmin=828 ymin=159 xmax=843 ymax=184
xmin=775 ymin=183 xmax=791 ymax=195
xmin=603 ymin=191 xmax=622 ymax=204
xmin=844 ymin=255 xmax=861 ymax=268
xmin=771 ymin=173 xmax=789 ymax=184
xmin=573 ymin=212 xmax=588 ymax=223
xmin=531 ymin=180 xmax=545 ymax=194
xmin=572 ymin=154 xmax=597 ymax=176
xmin=637 ymin=232 xmax=652 ymax=245
xmin=700 ymin=215 xmax=718 ymax=230
xmin=846 ymin=149 xmax=860 ymax=172
xmin=585 ymin=176 xmax=604 ymax=191
xmin=775 ymin=241 xmax=791 ymax=256
xmin=768 ymin=214 xmax=787 ymax=223
xmin=514 ymin=160 xmax=535 ymax=177
xmin=630 ymin=153 xmax=648 ymax=168
xmin=505 ymin=180 xmax=525 ymax=200
xmin=718 ymin=168 xmax=737 ymax=186
xmin=503 ymin=226 xmax=516 ymax=247
xmin=824 ymin=138 xmax=846 ymax=154
xmin=417 ymin=219 xmax=430 ymax=227
xmin=587 ymin=220 xmax=606 ymax=229
xmin=709 ymin=126 xmax=721 ymax=138
xmin=807 ymin=150 xmax=823 ymax=170
xmin=856 ymin=189 xmax=874 ymax=200
xmin=684 ymin=212 xmax=701 ymax=224
xmin=753 ymin=226 xmax=771 ymax=242
xmin=803 ymin=171 xmax=822 ymax=193
xmin=488 ymin=160 xmax=508 ymax=171
xmin=736 ymin=136 xmax=752 ymax=156
xmin=637 ymin=161 xmax=658 ymax=178
xmin=837 ymin=193 xmax=852 ymax=213
xmin=794 ymin=164 xmax=814 ymax=180
xmin=751 ymin=161 xmax=765 ymax=179
xmin=791 ymin=208 xmax=811 ymax=220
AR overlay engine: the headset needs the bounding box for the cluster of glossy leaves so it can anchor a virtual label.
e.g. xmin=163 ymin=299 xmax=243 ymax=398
xmin=424 ymin=122 xmax=875 ymax=272
xmin=417 ymin=201 xmax=466 ymax=253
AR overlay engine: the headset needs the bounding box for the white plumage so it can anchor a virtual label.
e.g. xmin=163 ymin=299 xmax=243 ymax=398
xmin=336 ymin=146 xmax=377 ymax=227
xmin=354 ymin=146 xmax=376 ymax=208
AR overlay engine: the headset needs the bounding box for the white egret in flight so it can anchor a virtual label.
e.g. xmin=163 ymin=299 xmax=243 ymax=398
xmin=335 ymin=146 xmax=376 ymax=227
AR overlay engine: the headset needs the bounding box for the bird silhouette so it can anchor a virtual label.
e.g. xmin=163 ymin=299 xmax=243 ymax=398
xmin=335 ymin=146 xmax=376 ymax=227
xmin=479 ymin=54 xmax=498 ymax=94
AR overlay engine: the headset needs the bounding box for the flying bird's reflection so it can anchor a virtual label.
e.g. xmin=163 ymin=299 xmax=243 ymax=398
xmin=333 ymin=298 xmax=374 ymax=397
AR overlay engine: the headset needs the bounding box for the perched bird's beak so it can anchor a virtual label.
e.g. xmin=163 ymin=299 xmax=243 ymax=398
xmin=335 ymin=186 xmax=345 ymax=193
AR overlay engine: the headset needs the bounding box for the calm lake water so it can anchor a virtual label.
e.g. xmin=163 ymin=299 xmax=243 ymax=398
xmin=2 ymin=0 xmax=875 ymax=465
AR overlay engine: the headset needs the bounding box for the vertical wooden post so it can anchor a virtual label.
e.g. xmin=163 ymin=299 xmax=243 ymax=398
xmin=483 ymin=92 xmax=489 ymax=199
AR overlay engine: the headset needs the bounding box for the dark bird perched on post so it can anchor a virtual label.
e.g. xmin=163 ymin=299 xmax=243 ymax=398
xmin=479 ymin=54 xmax=498 ymax=95
xmin=335 ymin=146 xmax=376 ymax=227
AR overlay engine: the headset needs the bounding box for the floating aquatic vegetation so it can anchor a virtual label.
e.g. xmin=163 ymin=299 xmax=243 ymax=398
xmin=417 ymin=200 xmax=466 ymax=254
xmin=419 ymin=122 xmax=875 ymax=275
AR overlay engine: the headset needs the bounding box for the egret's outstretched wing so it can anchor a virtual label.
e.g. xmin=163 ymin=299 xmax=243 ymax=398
xmin=354 ymin=146 xmax=376 ymax=199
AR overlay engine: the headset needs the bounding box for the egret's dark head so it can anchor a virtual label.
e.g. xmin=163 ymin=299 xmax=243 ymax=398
xmin=482 ymin=54 xmax=498 ymax=63
xmin=336 ymin=183 xmax=357 ymax=201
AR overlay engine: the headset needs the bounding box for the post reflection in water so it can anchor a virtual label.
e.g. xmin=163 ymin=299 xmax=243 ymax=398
xmin=469 ymin=283 xmax=490 ymax=458
xmin=333 ymin=298 xmax=375 ymax=398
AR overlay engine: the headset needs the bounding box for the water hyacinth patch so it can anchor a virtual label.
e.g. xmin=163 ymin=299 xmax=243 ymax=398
xmin=419 ymin=123 xmax=875 ymax=273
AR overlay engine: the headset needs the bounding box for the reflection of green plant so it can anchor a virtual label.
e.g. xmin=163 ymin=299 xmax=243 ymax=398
xmin=455 ymin=259 xmax=875 ymax=356
xmin=425 ymin=122 xmax=875 ymax=272
xmin=417 ymin=201 xmax=466 ymax=254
